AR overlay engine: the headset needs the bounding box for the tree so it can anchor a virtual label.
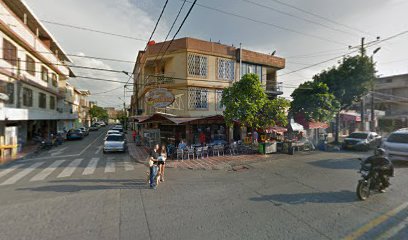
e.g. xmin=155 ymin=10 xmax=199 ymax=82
xmin=89 ymin=105 xmax=108 ymax=123
xmin=290 ymin=81 xmax=340 ymax=122
xmin=221 ymin=73 xmax=289 ymax=129
xmin=313 ymin=54 xmax=375 ymax=143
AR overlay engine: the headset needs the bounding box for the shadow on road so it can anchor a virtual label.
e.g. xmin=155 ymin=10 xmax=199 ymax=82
xmin=250 ymin=190 xmax=357 ymax=204
xmin=309 ymin=158 xmax=360 ymax=170
xmin=16 ymin=179 xmax=148 ymax=192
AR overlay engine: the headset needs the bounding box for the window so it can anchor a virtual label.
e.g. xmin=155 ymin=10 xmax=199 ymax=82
xmin=23 ymin=87 xmax=33 ymax=107
xmin=49 ymin=96 xmax=56 ymax=109
xmin=188 ymin=87 xmax=208 ymax=110
xmin=41 ymin=66 xmax=48 ymax=82
xmin=51 ymin=73 xmax=58 ymax=87
xmin=187 ymin=53 xmax=208 ymax=77
xmin=3 ymin=38 xmax=17 ymax=66
xmin=241 ymin=63 xmax=262 ymax=81
xmin=26 ymin=55 xmax=36 ymax=76
xmin=6 ymin=82 xmax=14 ymax=104
xmin=217 ymin=58 xmax=235 ymax=81
xmin=39 ymin=92 xmax=46 ymax=108
xmin=216 ymin=90 xmax=225 ymax=111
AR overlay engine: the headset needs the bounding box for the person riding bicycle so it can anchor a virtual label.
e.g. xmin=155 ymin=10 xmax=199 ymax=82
xmin=363 ymin=148 xmax=394 ymax=190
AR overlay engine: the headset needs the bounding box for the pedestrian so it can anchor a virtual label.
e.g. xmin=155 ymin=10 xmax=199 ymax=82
xmin=199 ymin=131 xmax=206 ymax=146
xmin=253 ymin=130 xmax=259 ymax=143
xmin=132 ymin=130 xmax=137 ymax=142
xmin=158 ymin=144 xmax=167 ymax=182
xmin=149 ymin=144 xmax=160 ymax=189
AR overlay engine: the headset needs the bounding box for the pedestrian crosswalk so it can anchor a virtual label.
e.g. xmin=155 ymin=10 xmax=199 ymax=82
xmin=0 ymin=157 xmax=138 ymax=186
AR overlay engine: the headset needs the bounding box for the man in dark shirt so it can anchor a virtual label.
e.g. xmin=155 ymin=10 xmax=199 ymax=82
xmin=363 ymin=148 xmax=394 ymax=190
xmin=149 ymin=144 xmax=160 ymax=189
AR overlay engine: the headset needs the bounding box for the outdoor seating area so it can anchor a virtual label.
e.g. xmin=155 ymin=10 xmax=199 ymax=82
xmin=166 ymin=141 xmax=259 ymax=161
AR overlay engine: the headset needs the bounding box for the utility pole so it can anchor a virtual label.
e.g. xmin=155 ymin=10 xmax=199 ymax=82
xmin=360 ymin=37 xmax=366 ymax=131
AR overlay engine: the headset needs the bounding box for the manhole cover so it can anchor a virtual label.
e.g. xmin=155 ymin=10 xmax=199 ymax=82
xmin=231 ymin=165 xmax=250 ymax=172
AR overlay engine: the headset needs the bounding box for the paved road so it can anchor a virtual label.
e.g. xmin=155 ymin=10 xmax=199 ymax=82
xmin=1 ymin=132 xmax=408 ymax=240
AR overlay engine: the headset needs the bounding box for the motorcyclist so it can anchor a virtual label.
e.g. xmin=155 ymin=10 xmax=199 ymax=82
xmin=363 ymin=148 xmax=394 ymax=191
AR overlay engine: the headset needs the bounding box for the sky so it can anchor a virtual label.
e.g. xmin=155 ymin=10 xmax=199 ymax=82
xmin=23 ymin=0 xmax=408 ymax=109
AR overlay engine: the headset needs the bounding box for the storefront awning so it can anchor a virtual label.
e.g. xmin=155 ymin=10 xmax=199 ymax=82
xmin=132 ymin=114 xmax=225 ymax=125
xmin=266 ymin=126 xmax=287 ymax=134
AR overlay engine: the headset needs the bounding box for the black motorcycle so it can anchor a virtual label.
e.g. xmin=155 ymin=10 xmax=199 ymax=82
xmin=356 ymin=158 xmax=391 ymax=201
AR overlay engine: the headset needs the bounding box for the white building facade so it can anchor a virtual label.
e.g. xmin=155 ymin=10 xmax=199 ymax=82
xmin=0 ymin=0 xmax=78 ymax=147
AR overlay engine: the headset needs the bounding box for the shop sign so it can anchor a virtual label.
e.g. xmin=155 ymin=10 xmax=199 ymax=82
xmin=145 ymin=88 xmax=175 ymax=108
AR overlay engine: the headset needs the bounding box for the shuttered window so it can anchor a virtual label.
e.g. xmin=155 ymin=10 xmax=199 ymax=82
xmin=26 ymin=55 xmax=36 ymax=76
xmin=3 ymin=38 xmax=17 ymax=66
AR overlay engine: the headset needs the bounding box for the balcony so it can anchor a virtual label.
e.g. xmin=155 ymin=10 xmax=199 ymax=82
xmin=144 ymin=73 xmax=176 ymax=87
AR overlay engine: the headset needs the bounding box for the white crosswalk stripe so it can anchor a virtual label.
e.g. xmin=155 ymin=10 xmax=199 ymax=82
xmin=57 ymin=158 xmax=83 ymax=178
xmin=0 ymin=162 xmax=45 ymax=185
xmin=105 ymin=158 xmax=115 ymax=173
xmin=124 ymin=160 xmax=135 ymax=171
xmin=83 ymin=158 xmax=99 ymax=175
xmin=30 ymin=160 xmax=65 ymax=182
xmin=0 ymin=164 xmax=23 ymax=179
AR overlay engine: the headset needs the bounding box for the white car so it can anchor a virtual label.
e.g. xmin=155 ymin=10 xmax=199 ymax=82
xmin=103 ymin=134 xmax=127 ymax=153
xmin=105 ymin=130 xmax=121 ymax=140
xmin=382 ymin=128 xmax=408 ymax=161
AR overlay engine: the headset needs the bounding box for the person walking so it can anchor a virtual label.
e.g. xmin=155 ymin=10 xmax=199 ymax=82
xmin=132 ymin=130 xmax=137 ymax=142
xmin=158 ymin=144 xmax=167 ymax=182
xmin=149 ymin=144 xmax=160 ymax=189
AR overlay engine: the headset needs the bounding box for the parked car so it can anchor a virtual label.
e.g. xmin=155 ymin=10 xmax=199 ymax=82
xmin=342 ymin=131 xmax=382 ymax=151
xmin=79 ymin=127 xmax=89 ymax=136
xmin=382 ymin=128 xmax=408 ymax=161
xmin=66 ymin=129 xmax=84 ymax=140
xmin=103 ymin=134 xmax=127 ymax=153
xmin=112 ymin=126 xmax=124 ymax=134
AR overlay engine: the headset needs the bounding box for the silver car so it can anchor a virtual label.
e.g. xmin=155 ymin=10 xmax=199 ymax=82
xmin=103 ymin=134 xmax=127 ymax=153
xmin=382 ymin=128 xmax=408 ymax=161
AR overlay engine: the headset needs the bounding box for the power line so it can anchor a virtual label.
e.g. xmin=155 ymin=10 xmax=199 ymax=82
xmin=187 ymin=0 xmax=346 ymax=46
xmin=154 ymin=0 xmax=198 ymax=77
xmin=241 ymin=0 xmax=358 ymax=37
xmin=40 ymin=19 xmax=148 ymax=42
xmin=268 ymin=0 xmax=376 ymax=37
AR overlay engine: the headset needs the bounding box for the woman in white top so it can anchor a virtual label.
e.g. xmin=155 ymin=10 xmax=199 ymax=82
xmin=158 ymin=145 xmax=167 ymax=182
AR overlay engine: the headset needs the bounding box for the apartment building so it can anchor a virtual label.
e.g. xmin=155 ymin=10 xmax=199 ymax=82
xmin=131 ymin=37 xmax=285 ymax=145
xmin=374 ymin=73 xmax=408 ymax=129
xmin=0 ymin=0 xmax=77 ymax=146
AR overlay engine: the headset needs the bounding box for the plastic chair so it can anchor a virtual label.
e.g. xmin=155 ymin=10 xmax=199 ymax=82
xmin=196 ymin=147 xmax=203 ymax=159
xmin=187 ymin=147 xmax=195 ymax=160
xmin=202 ymin=146 xmax=209 ymax=158
xmin=176 ymin=148 xmax=184 ymax=160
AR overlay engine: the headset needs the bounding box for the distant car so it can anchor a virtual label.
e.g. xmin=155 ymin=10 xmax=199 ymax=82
xmin=66 ymin=129 xmax=84 ymax=140
xmin=103 ymin=134 xmax=127 ymax=153
xmin=89 ymin=125 xmax=99 ymax=131
xmin=112 ymin=126 xmax=124 ymax=134
xmin=79 ymin=127 xmax=89 ymax=136
xmin=382 ymin=128 xmax=408 ymax=161
xmin=97 ymin=121 xmax=106 ymax=127
xmin=342 ymin=131 xmax=382 ymax=151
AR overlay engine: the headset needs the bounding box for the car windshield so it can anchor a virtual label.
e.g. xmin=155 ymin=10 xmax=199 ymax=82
xmin=106 ymin=135 xmax=124 ymax=141
xmin=387 ymin=133 xmax=408 ymax=143
xmin=348 ymin=133 xmax=368 ymax=139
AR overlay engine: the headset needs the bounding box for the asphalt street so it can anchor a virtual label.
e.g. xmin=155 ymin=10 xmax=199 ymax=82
xmin=1 ymin=129 xmax=408 ymax=240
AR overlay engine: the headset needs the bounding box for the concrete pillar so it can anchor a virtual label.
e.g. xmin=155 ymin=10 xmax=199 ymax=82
xmin=228 ymin=126 xmax=233 ymax=143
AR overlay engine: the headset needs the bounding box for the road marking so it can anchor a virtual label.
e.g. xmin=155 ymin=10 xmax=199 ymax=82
xmin=95 ymin=146 xmax=103 ymax=155
xmin=79 ymin=131 xmax=106 ymax=155
xmin=0 ymin=162 xmax=45 ymax=185
xmin=83 ymin=158 xmax=99 ymax=175
xmin=30 ymin=160 xmax=65 ymax=182
xmin=124 ymin=160 xmax=134 ymax=171
xmin=377 ymin=214 xmax=408 ymax=239
xmin=344 ymin=202 xmax=408 ymax=240
xmin=105 ymin=158 xmax=115 ymax=173
xmin=57 ymin=158 xmax=83 ymax=178
xmin=0 ymin=164 xmax=24 ymax=179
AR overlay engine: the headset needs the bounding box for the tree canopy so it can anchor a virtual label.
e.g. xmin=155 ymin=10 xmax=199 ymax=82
xmin=89 ymin=105 xmax=108 ymax=122
xmin=290 ymin=81 xmax=340 ymax=122
xmin=221 ymin=73 xmax=289 ymax=129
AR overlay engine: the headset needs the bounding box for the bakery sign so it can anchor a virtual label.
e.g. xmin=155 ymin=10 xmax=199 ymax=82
xmin=145 ymin=88 xmax=175 ymax=108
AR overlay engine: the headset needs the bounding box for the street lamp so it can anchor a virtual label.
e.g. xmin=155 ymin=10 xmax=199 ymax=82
xmin=370 ymin=47 xmax=381 ymax=131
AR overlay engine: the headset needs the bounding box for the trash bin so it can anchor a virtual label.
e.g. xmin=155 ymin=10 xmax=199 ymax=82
xmin=258 ymin=143 xmax=265 ymax=154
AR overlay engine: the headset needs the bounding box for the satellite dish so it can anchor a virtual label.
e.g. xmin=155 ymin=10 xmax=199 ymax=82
xmin=0 ymin=93 xmax=9 ymax=101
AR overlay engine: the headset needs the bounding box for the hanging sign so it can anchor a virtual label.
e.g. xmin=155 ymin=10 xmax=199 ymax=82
xmin=145 ymin=88 xmax=175 ymax=108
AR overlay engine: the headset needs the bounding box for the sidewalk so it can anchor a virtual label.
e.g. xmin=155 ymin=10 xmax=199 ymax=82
xmin=0 ymin=144 xmax=36 ymax=165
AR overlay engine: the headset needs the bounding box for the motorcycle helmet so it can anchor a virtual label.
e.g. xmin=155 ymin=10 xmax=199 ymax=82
xmin=375 ymin=148 xmax=386 ymax=156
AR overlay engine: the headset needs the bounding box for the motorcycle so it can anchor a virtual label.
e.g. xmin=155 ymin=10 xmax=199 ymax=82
xmin=356 ymin=158 xmax=392 ymax=201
